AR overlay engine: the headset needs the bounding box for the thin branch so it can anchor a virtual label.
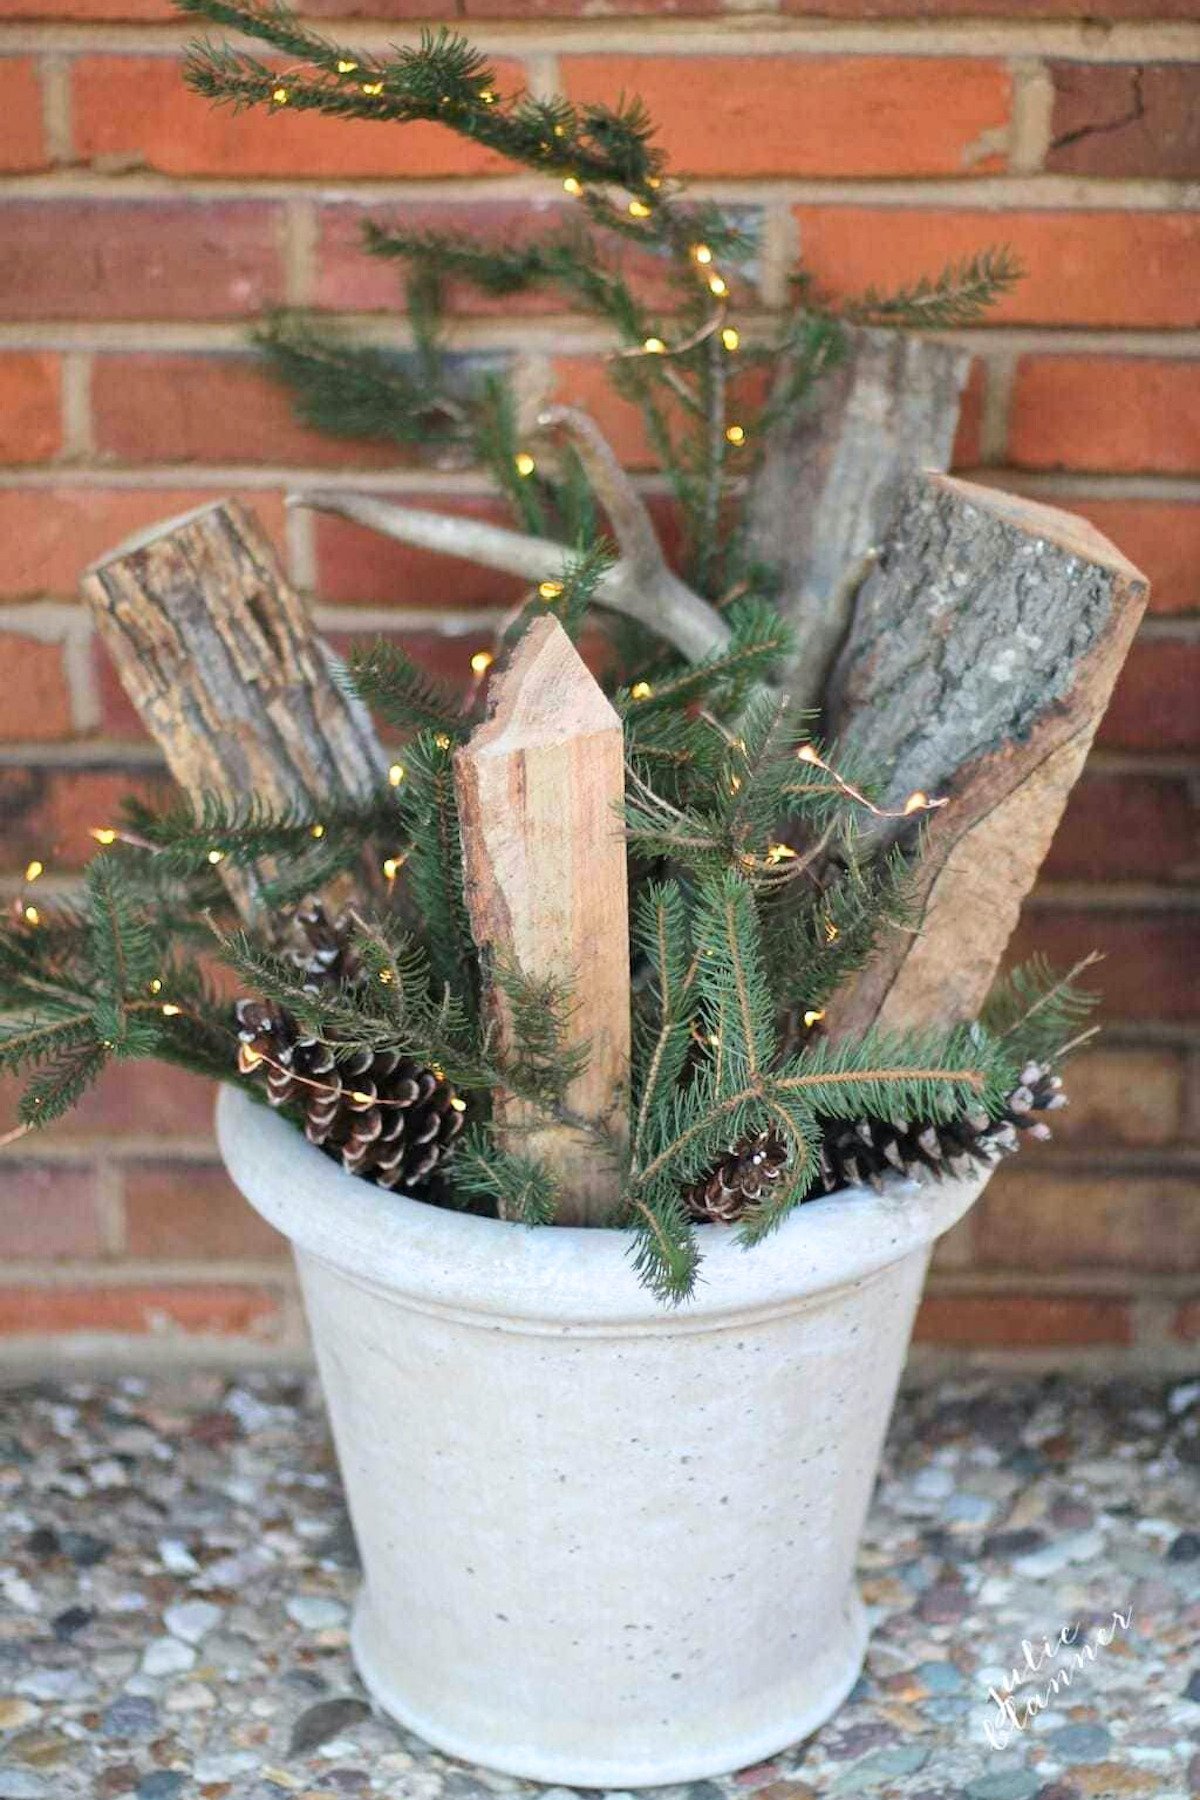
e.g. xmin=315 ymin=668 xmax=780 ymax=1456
xmin=536 ymin=404 xmax=665 ymax=578
xmin=292 ymin=489 xmax=731 ymax=664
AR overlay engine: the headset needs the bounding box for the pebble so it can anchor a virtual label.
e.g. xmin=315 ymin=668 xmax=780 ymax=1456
xmin=289 ymin=1697 xmax=371 ymax=1755
xmin=1012 ymin=1530 xmax=1105 ymax=1578
xmin=136 ymin=1773 xmax=188 ymax=1800
xmin=157 ymin=1538 xmax=200 ymax=1576
xmin=194 ymin=1749 xmax=261 ymax=1781
xmin=99 ymin=1695 xmax=160 ymax=1740
xmin=1166 ymin=1531 xmax=1200 ymax=1564
xmin=962 ymin=1773 xmax=1040 ymax=1800
xmin=163 ymin=1681 xmax=217 ymax=1713
xmin=286 ymin=1595 xmax=348 ymax=1631
xmin=0 ymin=1704 xmax=39 ymax=1734
xmin=141 ymin=1636 xmax=196 ymax=1677
xmin=14 ymin=1670 xmax=92 ymax=1704
xmin=1048 ymin=1723 xmax=1113 ymax=1762
xmin=163 ymin=1599 xmax=223 ymax=1644
xmin=0 ymin=1773 xmax=49 ymax=1799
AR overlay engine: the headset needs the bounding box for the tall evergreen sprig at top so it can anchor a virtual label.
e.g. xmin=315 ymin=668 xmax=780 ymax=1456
xmin=175 ymin=0 xmax=1019 ymax=602
xmin=0 ymin=11 xmax=1091 ymax=1301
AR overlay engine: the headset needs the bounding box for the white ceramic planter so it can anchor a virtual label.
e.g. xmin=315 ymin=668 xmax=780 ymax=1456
xmin=217 ymin=1084 xmax=989 ymax=1787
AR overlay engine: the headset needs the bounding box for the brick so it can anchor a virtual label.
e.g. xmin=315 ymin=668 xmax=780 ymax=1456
xmin=0 ymin=1165 xmax=102 ymax=1259
xmin=314 ymin=493 xmax=528 ymax=609
xmin=563 ymin=56 xmax=1011 ymax=178
xmin=0 ymin=353 xmax=60 ymax=465
xmin=915 ymin=1292 xmax=1132 ymax=1348
xmin=1176 ymin=1299 xmax=1200 ymax=1341
xmin=1045 ymin=770 xmax=1199 ymax=885
xmin=1047 ymin=499 xmax=1199 ymax=617
xmin=780 ymin=0 xmax=1196 ymax=15
xmin=92 ymin=355 xmax=400 ymax=470
xmin=1047 ymin=64 xmax=1200 ymax=179
xmin=0 ymin=487 xmax=286 ymax=600
xmin=552 ymin=356 xmax=658 ymax=468
xmin=0 ymin=1282 xmax=281 ymax=1337
xmin=951 ymin=359 xmax=985 ymax=470
xmin=1048 ymin=1048 xmax=1185 ymax=1148
xmin=73 ymin=56 xmax=520 ymax=180
xmin=315 ymin=197 xmax=706 ymax=316
xmin=0 ymin=200 xmax=285 ymax=322
xmin=794 ymin=207 xmax=1200 ymax=331
xmin=123 ymin=1162 xmax=286 ymax=1260
xmin=0 ymin=635 xmax=73 ymax=742
xmin=975 ymin=1169 xmax=1199 ymax=1274
xmin=0 ymin=0 xmax=171 ymax=15
xmin=0 ymin=58 xmax=46 ymax=172
xmin=1006 ymin=909 xmax=1200 ymax=1024
xmin=1099 ymin=638 xmax=1200 ymax=754
xmin=0 ymin=765 xmax=173 ymax=870
xmin=1008 ymin=357 xmax=1200 ymax=475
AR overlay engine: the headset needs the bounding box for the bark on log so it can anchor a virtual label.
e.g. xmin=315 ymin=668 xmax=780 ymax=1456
xmin=742 ymin=328 xmax=970 ymax=717
xmin=80 ymin=499 xmax=387 ymax=924
xmin=824 ymin=474 xmax=1149 ymax=1039
xmin=454 ymin=616 xmax=630 ymax=1226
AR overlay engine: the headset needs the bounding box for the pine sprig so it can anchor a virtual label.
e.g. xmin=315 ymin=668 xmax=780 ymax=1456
xmin=982 ymin=952 xmax=1102 ymax=1068
xmin=345 ymin=641 xmax=465 ymax=739
xmin=449 ymin=1125 xmax=563 ymax=1226
xmin=849 ymin=247 xmax=1024 ymax=330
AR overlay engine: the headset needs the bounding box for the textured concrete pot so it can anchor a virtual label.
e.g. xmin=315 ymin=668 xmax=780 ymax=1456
xmin=217 ymin=1084 xmax=989 ymax=1786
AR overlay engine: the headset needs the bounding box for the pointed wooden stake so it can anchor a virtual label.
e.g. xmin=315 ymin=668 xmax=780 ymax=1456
xmin=454 ymin=616 xmax=630 ymax=1225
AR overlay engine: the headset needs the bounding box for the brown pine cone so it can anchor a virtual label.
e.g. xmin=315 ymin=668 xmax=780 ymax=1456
xmin=686 ymin=1128 xmax=790 ymax=1224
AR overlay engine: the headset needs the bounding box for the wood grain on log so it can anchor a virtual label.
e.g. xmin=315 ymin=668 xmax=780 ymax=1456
xmin=742 ymin=328 xmax=970 ymax=717
xmin=80 ymin=500 xmax=387 ymax=923
xmin=824 ymin=475 xmax=1149 ymax=1039
xmin=454 ymin=616 xmax=630 ymax=1225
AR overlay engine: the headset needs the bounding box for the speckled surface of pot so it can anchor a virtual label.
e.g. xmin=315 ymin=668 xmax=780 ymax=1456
xmin=216 ymin=1083 xmax=991 ymax=1786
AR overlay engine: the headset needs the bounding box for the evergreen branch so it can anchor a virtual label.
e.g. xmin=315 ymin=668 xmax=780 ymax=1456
xmin=346 ymin=640 xmax=465 ymax=738
xmin=626 ymin=1189 xmax=700 ymax=1305
xmin=450 ymin=1125 xmax=562 ymax=1226
xmin=180 ymin=4 xmax=661 ymax=188
xmin=981 ymin=952 xmax=1102 ymax=1068
xmin=18 ymin=1040 xmax=110 ymax=1128
xmin=121 ymin=789 xmax=393 ymax=872
xmin=848 ymin=247 xmax=1024 ymax=330
xmin=256 ymin=311 xmax=465 ymax=447
xmin=0 ymin=1012 xmax=94 ymax=1074
xmin=630 ymin=880 xmax=695 ymax=1163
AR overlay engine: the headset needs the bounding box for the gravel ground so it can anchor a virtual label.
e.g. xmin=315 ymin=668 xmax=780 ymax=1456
xmin=0 ymin=1373 xmax=1197 ymax=1800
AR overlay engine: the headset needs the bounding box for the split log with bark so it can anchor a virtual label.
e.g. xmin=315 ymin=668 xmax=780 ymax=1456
xmin=822 ymin=475 xmax=1150 ymax=1039
xmin=80 ymin=499 xmax=387 ymax=925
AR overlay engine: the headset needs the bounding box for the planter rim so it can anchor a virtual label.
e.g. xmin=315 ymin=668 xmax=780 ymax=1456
xmin=217 ymin=1083 xmax=987 ymax=1329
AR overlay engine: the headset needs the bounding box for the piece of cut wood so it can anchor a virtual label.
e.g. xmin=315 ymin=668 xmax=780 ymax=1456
xmin=80 ymin=499 xmax=387 ymax=924
xmin=454 ymin=615 xmax=630 ymax=1225
xmin=823 ymin=474 xmax=1149 ymax=1039
xmin=742 ymin=327 xmax=970 ymax=717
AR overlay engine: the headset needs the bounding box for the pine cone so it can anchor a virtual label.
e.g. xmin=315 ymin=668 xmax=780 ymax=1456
xmin=686 ymin=1128 xmax=791 ymax=1223
xmin=684 ymin=1063 xmax=1067 ymax=1223
xmin=233 ymin=901 xmax=464 ymax=1193
xmin=812 ymin=1060 xmax=1066 ymax=1197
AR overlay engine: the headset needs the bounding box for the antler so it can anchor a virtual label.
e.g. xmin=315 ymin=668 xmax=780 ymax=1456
xmin=291 ymin=407 xmax=731 ymax=665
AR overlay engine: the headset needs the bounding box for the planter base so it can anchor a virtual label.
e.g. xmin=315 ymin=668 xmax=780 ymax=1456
xmin=351 ymin=1582 xmax=870 ymax=1787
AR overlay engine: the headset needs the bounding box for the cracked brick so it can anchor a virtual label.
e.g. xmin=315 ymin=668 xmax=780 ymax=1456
xmin=1046 ymin=62 xmax=1200 ymax=179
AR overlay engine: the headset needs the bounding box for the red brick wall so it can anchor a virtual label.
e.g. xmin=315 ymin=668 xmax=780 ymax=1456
xmin=0 ymin=0 xmax=1197 ymax=1366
